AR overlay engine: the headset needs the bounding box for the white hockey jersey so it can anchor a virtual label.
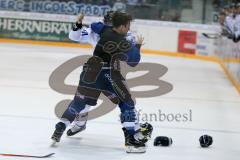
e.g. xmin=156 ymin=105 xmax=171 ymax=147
xmin=69 ymin=25 xmax=136 ymax=47
xmin=69 ymin=26 xmax=100 ymax=47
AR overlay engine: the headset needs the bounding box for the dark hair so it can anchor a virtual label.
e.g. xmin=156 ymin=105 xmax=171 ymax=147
xmin=112 ymin=11 xmax=133 ymax=28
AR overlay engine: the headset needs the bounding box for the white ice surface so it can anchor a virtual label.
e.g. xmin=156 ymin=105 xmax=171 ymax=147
xmin=0 ymin=43 xmax=240 ymax=160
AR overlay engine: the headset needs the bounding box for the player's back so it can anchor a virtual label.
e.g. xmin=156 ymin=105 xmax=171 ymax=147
xmin=93 ymin=27 xmax=129 ymax=65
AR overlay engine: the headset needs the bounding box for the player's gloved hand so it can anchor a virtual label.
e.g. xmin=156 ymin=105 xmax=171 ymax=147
xmin=139 ymin=122 xmax=153 ymax=142
xmin=72 ymin=13 xmax=84 ymax=31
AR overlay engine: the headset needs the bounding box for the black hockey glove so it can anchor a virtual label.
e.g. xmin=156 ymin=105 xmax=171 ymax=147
xmin=72 ymin=22 xmax=83 ymax=31
xmin=140 ymin=122 xmax=153 ymax=142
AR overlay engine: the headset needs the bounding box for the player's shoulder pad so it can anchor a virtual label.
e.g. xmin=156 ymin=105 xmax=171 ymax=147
xmin=91 ymin=22 xmax=105 ymax=34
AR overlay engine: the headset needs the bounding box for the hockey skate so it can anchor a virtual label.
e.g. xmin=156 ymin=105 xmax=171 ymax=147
xmin=122 ymin=122 xmax=153 ymax=153
xmin=122 ymin=128 xmax=146 ymax=153
xmin=66 ymin=112 xmax=87 ymax=136
xmin=66 ymin=123 xmax=86 ymax=136
xmin=51 ymin=122 xmax=66 ymax=144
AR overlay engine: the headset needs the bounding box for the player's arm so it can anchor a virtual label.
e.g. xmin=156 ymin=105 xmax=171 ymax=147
xmin=68 ymin=13 xmax=91 ymax=43
xmin=126 ymin=35 xmax=144 ymax=67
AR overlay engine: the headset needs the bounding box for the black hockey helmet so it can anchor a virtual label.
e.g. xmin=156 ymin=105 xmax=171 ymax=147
xmin=104 ymin=10 xmax=115 ymax=25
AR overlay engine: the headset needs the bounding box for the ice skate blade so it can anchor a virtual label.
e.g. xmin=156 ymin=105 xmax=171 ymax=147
xmin=125 ymin=146 xmax=146 ymax=153
xmin=50 ymin=140 xmax=58 ymax=147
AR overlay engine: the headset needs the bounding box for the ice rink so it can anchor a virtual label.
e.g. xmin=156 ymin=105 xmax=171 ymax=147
xmin=0 ymin=43 xmax=240 ymax=160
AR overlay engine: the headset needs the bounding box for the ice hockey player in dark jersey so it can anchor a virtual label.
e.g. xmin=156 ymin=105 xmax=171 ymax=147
xmin=68 ymin=11 xmax=140 ymax=136
xmin=51 ymin=11 xmax=152 ymax=153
